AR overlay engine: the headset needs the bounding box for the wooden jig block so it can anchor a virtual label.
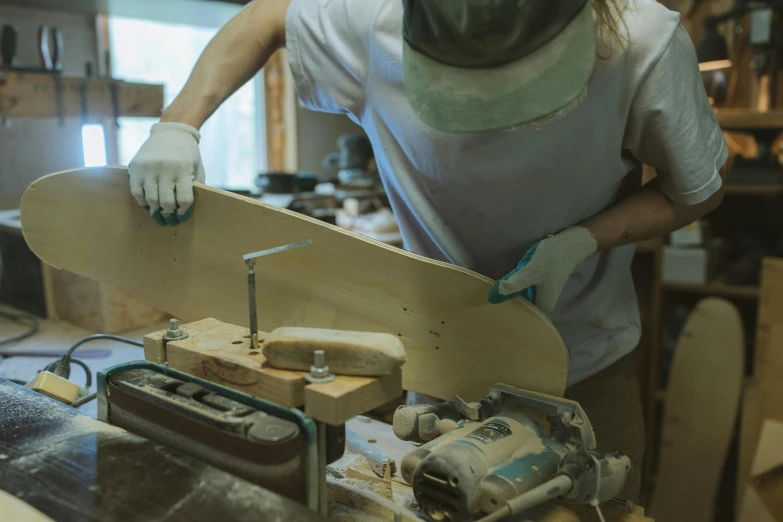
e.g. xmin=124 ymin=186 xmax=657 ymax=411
xmin=263 ymin=327 xmax=407 ymax=376
xmin=143 ymin=318 xmax=403 ymax=425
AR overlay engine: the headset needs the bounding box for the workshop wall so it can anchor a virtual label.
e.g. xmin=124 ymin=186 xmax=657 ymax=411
xmin=0 ymin=4 xmax=98 ymax=207
xmin=296 ymin=108 xmax=364 ymax=178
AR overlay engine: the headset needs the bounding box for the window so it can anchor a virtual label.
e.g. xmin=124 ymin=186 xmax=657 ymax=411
xmin=102 ymin=13 xmax=265 ymax=188
xmin=81 ymin=124 xmax=107 ymax=167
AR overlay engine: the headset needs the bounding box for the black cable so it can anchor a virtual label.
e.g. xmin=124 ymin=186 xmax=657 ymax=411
xmin=64 ymin=334 xmax=143 ymax=358
xmin=43 ymin=333 xmax=143 ymax=387
xmin=68 ymin=357 xmax=92 ymax=388
xmin=0 ymin=311 xmax=40 ymax=350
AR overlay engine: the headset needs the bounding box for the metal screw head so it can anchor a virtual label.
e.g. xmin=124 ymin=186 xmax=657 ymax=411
xmin=169 ymin=318 xmax=180 ymax=330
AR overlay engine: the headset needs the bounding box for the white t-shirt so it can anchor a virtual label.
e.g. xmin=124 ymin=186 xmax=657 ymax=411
xmin=285 ymin=0 xmax=728 ymax=385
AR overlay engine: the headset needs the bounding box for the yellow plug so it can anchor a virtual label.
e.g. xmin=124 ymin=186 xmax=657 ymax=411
xmin=25 ymin=371 xmax=80 ymax=404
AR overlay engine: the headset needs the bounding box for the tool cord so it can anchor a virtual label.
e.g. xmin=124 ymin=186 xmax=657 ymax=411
xmin=588 ymin=452 xmax=607 ymax=522
xmin=0 ymin=310 xmax=40 ymax=350
xmin=43 ymin=334 xmax=143 ymax=387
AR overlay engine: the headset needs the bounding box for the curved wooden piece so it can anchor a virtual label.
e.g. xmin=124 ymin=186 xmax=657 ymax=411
xmin=0 ymin=489 xmax=55 ymax=522
xmin=21 ymin=167 xmax=568 ymax=400
xmin=651 ymin=298 xmax=744 ymax=522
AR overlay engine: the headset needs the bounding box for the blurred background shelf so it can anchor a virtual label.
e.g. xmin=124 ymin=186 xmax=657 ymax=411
xmin=662 ymin=281 xmax=760 ymax=300
xmin=724 ymin=184 xmax=783 ymax=196
xmin=715 ymin=109 xmax=783 ymax=129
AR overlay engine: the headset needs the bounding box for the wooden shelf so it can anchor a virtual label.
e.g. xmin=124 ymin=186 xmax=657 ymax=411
xmin=715 ymin=109 xmax=783 ymax=129
xmin=0 ymin=71 xmax=163 ymax=119
xmin=662 ymin=281 xmax=760 ymax=299
xmin=724 ymin=184 xmax=782 ymax=196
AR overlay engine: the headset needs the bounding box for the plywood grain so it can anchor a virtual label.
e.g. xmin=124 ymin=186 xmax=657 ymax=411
xmin=650 ymin=298 xmax=743 ymax=522
xmin=21 ymin=167 xmax=569 ymax=401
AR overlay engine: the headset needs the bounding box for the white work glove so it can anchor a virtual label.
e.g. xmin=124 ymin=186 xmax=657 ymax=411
xmin=128 ymin=122 xmax=205 ymax=226
xmin=488 ymin=227 xmax=598 ymax=315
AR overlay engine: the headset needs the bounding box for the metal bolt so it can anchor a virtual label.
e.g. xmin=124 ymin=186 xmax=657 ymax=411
xmin=305 ymin=349 xmax=335 ymax=384
xmin=163 ymin=318 xmax=189 ymax=342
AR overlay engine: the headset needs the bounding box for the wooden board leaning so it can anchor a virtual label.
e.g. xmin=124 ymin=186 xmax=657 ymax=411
xmin=21 ymin=167 xmax=569 ymax=401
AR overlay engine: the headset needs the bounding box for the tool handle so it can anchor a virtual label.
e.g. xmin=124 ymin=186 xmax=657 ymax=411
xmin=51 ymin=27 xmax=63 ymax=71
xmin=38 ymin=25 xmax=52 ymax=70
xmin=1 ymin=24 xmax=17 ymax=68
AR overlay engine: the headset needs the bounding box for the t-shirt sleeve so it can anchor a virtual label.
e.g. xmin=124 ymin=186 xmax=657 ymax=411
xmin=285 ymin=0 xmax=374 ymax=117
xmin=623 ymin=24 xmax=728 ymax=205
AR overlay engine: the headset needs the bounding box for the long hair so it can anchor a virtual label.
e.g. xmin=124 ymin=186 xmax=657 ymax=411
xmin=594 ymin=0 xmax=629 ymax=57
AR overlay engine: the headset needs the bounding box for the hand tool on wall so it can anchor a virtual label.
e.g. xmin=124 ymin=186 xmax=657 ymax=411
xmin=38 ymin=25 xmax=63 ymax=72
xmin=0 ymin=24 xmax=62 ymax=73
xmin=393 ymin=384 xmax=631 ymax=521
xmin=1 ymin=24 xmax=18 ymax=69
xmin=242 ymin=239 xmax=313 ymax=349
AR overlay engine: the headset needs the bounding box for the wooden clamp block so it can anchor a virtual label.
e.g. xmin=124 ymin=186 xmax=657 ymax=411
xmin=143 ymin=318 xmax=403 ymax=425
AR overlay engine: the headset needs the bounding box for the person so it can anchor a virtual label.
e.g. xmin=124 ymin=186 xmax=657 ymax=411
xmin=127 ymin=0 xmax=728 ymax=507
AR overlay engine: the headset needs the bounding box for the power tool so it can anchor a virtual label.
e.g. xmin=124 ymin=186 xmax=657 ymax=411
xmin=393 ymin=384 xmax=631 ymax=521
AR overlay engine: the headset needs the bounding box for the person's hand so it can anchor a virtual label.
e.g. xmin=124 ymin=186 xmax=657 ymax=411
xmin=128 ymin=122 xmax=206 ymax=226
xmin=488 ymin=227 xmax=598 ymax=315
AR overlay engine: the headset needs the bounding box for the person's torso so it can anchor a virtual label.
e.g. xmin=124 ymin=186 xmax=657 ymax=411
xmin=340 ymin=0 xmax=680 ymax=382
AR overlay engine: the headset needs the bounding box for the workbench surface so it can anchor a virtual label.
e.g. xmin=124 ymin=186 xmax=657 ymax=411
xmin=0 ymin=379 xmax=325 ymax=522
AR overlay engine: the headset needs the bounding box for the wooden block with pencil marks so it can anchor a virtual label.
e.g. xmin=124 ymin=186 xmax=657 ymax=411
xmin=142 ymin=318 xmax=404 ymax=424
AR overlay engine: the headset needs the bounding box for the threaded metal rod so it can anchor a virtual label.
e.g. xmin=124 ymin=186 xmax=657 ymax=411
xmin=246 ymin=259 xmax=257 ymax=349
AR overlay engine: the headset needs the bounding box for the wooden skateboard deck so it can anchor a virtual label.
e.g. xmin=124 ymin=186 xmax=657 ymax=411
xmin=651 ymin=298 xmax=743 ymax=522
xmin=21 ymin=167 xmax=569 ymax=401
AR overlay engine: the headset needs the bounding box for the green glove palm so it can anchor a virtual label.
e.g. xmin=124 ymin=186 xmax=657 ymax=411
xmin=488 ymin=226 xmax=598 ymax=315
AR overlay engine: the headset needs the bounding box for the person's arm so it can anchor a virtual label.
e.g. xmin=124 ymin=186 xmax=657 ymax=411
xmin=162 ymin=0 xmax=290 ymax=129
xmin=128 ymin=0 xmax=290 ymax=225
xmin=581 ymin=165 xmax=726 ymax=250
xmin=488 ymin=25 xmax=728 ymax=314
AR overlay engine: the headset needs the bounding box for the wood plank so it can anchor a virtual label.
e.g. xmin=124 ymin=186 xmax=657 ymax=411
xmin=305 ymin=369 xmax=402 ymax=426
xmin=0 ymin=489 xmax=55 ymax=522
xmin=757 ymin=258 xmax=783 ymax=373
xmin=0 ymin=72 xmax=164 ymax=119
xmin=738 ymin=378 xmax=766 ymax=517
xmin=650 ymin=298 xmax=744 ymax=522
xmin=345 ymin=417 xmax=418 ymax=466
xmin=739 ymin=419 xmax=783 ymax=521
xmin=738 ymin=324 xmax=783 ymax=517
xmin=157 ymin=318 xmax=307 ymax=408
xmin=21 ymin=167 xmax=569 ymax=401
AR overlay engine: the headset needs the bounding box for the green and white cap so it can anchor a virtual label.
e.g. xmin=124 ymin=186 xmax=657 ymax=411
xmin=402 ymin=0 xmax=596 ymax=133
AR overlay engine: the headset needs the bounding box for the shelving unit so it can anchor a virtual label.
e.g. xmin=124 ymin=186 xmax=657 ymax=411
xmin=661 ymin=281 xmax=760 ymax=300
xmin=724 ymin=184 xmax=782 ymax=196
xmin=715 ymin=109 xmax=783 ymax=129
xmin=638 ymin=107 xmax=783 ymax=503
